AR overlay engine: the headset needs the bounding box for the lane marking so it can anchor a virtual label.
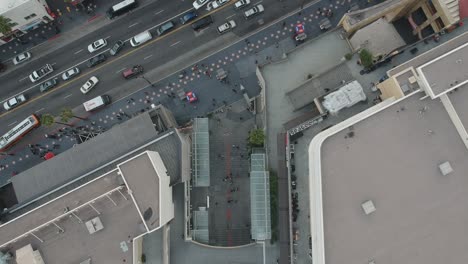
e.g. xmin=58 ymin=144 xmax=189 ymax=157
xmin=143 ymin=55 xmax=153 ymax=60
xmin=104 ymin=36 xmax=111 ymax=40
xmin=18 ymin=76 xmax=29 ymax=82
xmin=253 ymin=0 xmax=263 ymax=5
xmin=64 ymin=94 xmax=73 ymax=99
xmin=74 ymin=49 xmax=83 ymax=55
xmin=116 ymin=68 xmax=126 ymax=74
xmin=226 ymin=14 xmax=236 ymax=19
xmin=128 ymin=22 xmax=139 ymax=28
xmin=8 ymin=121 xmax=17 ymax=127
xmin=154 ymin=10 xmax=164 ymax=15
xmin=35 ymin=107 xmax=45 ymax=113
xmin=170 ymin=41 xmax=181 ymax=47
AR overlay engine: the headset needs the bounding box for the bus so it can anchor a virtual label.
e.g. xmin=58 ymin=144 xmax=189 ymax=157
xmin=106 ymin=0 xmax=138 ymax=19
xmin=0 ymin=115 xmax=40 ymax=152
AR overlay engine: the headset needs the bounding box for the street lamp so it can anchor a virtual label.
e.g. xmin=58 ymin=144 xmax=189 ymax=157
xmin=140 ymin=75 xmax=155 ymax=88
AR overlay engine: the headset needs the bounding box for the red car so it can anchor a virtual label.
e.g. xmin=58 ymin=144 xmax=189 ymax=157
xmin=294 ymin=23 xmax=307 ymax=41
xmin=186 ymin=91 xmax=198 ymax=103
xmin=122 ymin=65 xmax=144 ymax=79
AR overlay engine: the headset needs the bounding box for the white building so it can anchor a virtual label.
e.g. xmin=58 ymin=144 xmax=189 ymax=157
xmin=0 ymin=0 xmax=54 ymax=44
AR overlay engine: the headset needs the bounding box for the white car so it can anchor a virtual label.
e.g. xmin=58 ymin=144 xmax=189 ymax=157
xmin=244 ymin=4 xmax=264 ymax=18
xmin=234 ymin=0 xmax=250 ymax=8
xmin=212 ymin=0 xmax=230 ymax=9
xmin=193 ymin=0 xmax=210 ymax=9
xmin=3 ymin=94 xmax=27 ymax=111
xmin=80 ymin=76 xmax=99 ymax=94
xmin=87 ymin=39 xmax=107 ymax=53
xmin=62 ymin=67 xmax=80 ymax=81
xmin=13 ymin=52 xmax=32 ymax=65
xmin=217 ymin=20 xmax=237 ymax=34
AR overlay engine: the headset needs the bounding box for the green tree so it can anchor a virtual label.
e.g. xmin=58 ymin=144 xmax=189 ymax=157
xmin=60 ymin=108 xmax=87 ymax=123
xmin=0 ymin=16 xmax=12 ymax=35
xmin=248 ymin=129 xmax=265 ymax=147
xmin=359 ymin=49 xmax=374 ymax=69
xmin=40 ymin=113 xmax=73 ymax=127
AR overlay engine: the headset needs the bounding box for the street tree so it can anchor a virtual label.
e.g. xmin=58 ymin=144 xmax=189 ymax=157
xmin=248 ymin=129 xmax=265 ymax=147
xmin=0 ymin=16 xmax=12 ymax=36
xmin=60 ymin=108 xmax=87 ymax=123
xmin=41 ymin=113 xmax=73 ymax=127
xmin=359 ymin=48 xmax=374 ymax=69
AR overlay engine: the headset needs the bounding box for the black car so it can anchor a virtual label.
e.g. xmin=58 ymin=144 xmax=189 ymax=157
xmin=0 ymin=62 xmax=6 ymax=73
xmin=109 ymin=40 xmax=124 ymax=56
xmin=87 ymin=54 xmax=107 ymax=68
xmin=39 ymin=78 xmax=58 ymax=92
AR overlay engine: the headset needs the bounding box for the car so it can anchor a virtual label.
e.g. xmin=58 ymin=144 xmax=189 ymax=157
xmin=186 ymin=91 xmax=198 ymax=103
xmin=87 ymin=39 xmax=107 ymax=53
xmin=0 ymin=63 xmax=6 ymax=73
xmin=87 ymin=54 xmax=107 ymax=68
xmin=3 ymin=94 xmax=27 ymax=111
xmin=293 ymin=23 xmax=307 ymax=41
xmin=12 ymin=52 xmax=32 ymax=65
xmin=39 ymin=78 xmax=58 ymax=93
xmin=191 ymin=15 xmax=213 ymax=31
xmin=157 ymin=21 xmax=175 ymax=36
xmin=244 ymin=4 xmax=264 ymax=18
xmin=193 ymin=0 xmax=210 ymax=9
xmin=109 ymin=40 xmax=124 ymax=56
xmin=122 ymin=65 xmax=144 ymax=79
xmin=234 ymin=0 xmax=250 ymax=8
xmin=217 ymin=20 xmax=236 ymax=34
xmin=62 ymin=67 xmax=80 ymax=81
xmin=80 ymin=76 xmax=99 ymax=94
xmin=212 ymin=0 xmax=230 ymax=9
xmin=180 ymin=11 xmax=198 ymax=24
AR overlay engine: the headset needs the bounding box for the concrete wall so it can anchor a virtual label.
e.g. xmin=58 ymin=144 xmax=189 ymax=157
xmin=149 ymin=151 xmax=175 ymax=226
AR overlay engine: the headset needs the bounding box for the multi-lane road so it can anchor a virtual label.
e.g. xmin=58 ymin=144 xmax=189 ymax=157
xmin=0 ymin=0 xmax=308 ymax=130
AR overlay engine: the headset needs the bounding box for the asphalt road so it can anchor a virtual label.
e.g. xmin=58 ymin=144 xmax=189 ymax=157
xmin=0 ymin=0 xmax=310 ymax=132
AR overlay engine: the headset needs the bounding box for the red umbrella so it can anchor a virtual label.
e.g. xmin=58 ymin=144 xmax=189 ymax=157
xmin=44 ymin=152 xmax=55 ymax=160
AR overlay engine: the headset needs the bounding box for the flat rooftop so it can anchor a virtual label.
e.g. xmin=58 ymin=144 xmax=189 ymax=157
xmin=0 ymin=150 xmax=168 ymax=264
xmin=313 ymin=91 xmax=468 ymax=264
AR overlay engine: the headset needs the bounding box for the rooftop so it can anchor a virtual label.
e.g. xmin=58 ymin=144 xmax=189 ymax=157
xmin=309 ymin=86 xmax=468 ymax=264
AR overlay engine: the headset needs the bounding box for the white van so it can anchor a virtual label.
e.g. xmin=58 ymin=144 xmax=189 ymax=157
xmin=130 ymin=31 xmax=152 ymax=47
xmin=83 ymin=95 xmax=111 ymax=112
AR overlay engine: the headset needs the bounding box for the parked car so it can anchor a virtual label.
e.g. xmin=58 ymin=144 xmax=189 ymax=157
xmin=193 ymin=0 xmax=210 ymax=9
xmin=87 ymin=39 xmax=107 ymax=53
xmin=3 ymin=94 xmax=27 ymax=111
xmin=191 ymin=15 xmax=213 ymax=31
xmin=39 ymin=78 xmax=58 ymax=93
xmin=62 ymin=67 xmax=80 ymax=81
xmin=217 ymin=20 xmax=236 ymax=34
xmin=212 ymin=0 xmax=230 ymax=9
xmin=244 ymin=4 xmax=264 ymax=19
xmin=180 ymin=11 xmax=198 ymax=24
xmin=157 ymin=21 xmax=175 ymax=36
xmin=122 ymin=65 xmax=144 ymax=79
xmin=87 ymin=54 xmax=107 ymax=68
xmin=13 ymin=52 xmax=32 ymax=65
xmin=234 ymin=0 xmax=250 ymax=8
xmin=0 ymin=63 xmax=6 ymax=73
xmin=80 ymin=76 xmax=99 ymax=94
xmin=130 ymin=31 xmax=152 ymax=47
xmin=109 ymin=40 xmax=124 ymax=56
xmin=186 ymin=91 xmax=198 ymax=103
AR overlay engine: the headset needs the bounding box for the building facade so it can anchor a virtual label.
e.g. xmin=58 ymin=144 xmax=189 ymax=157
xmin=0 ymin=0 xmax=54 ymax=44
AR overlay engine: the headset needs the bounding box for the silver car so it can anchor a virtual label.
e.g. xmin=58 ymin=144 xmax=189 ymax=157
xmin=62 ymin=67 xmax=80 ymax=81
xmin=13 ymin=52 xmax=32 ymax=65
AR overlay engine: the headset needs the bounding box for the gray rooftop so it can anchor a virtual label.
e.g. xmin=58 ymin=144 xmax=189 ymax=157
xmin=320 ymin=92 xmax=468 ymax=264
xmin=250 ymin=149 xmax=271 ymax=241
xmin=11 ymin=114 xmax=158 ymax=205
xmin=286 ymin=63 xmax=353 ymax=111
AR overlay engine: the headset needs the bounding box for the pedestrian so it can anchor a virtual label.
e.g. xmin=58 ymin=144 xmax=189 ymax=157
xmin=282 ymin=21 xmax=286 ymax=28
xmin=232 ymin=88 xmax=237 ymax=93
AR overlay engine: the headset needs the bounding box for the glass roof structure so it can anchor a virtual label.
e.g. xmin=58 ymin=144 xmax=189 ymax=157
xmin=192 ymin=118 xmax=210 ymax=187
xmin=250 ymin=149 xmax=271 ymax=241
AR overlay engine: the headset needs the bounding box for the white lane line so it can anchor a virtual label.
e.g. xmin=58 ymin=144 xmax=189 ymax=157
xmin=35 ymin=107 xmax=45 ymax=113
xmin=154 ymin=10 xmax=164 ymax=15
xmin=64 ymin=94 xmax=73 ymax=99
xmin=226 ymin=14 xmax=236 ymax=19
xmin=8 ymin=121 xmax=17 ymax=127
xmin=128 ymin=22 xmax=139 ymax=28
xmin=116 ymin=68 xmax=126 ymax=74
xmin=143 ymin=55 xmax=153 ymax=60
xmin=18 ymin=76 xmax=29 ymax=82
xmin=104 ymin=36 xmax=111 ymax=40
xmin=253 ymin=0 xmax=263 ymax=5
xmin=74 ymin=49 xmax=83 ymax=55
xmin=170 ymin=41 xmax=181 ymax=47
